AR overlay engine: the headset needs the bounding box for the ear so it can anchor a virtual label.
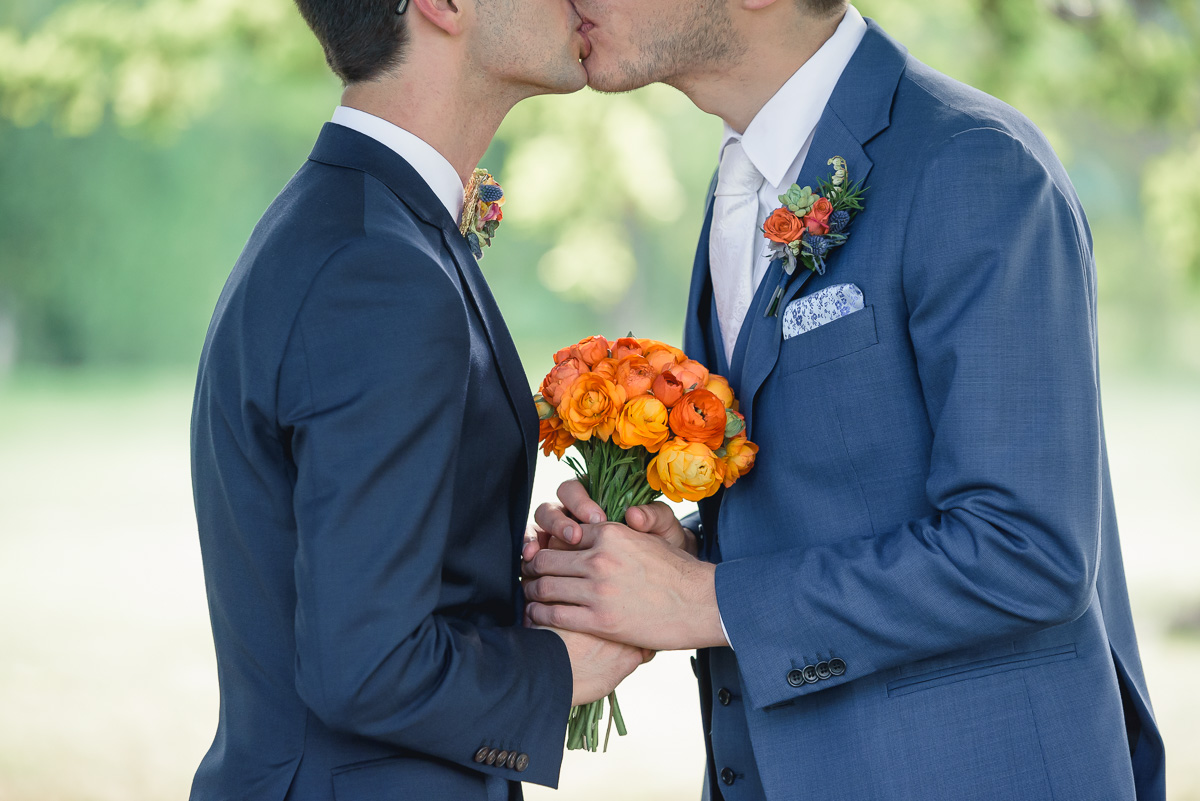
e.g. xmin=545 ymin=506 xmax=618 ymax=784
xmin=410 ymin=0 xmax=466 ymax=36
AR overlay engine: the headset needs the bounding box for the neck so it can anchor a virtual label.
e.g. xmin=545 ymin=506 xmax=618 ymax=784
xmin=341 ymin=52 xmax=525 ymax=186
xmin=671 ymin=10 xmax=843 ymax=134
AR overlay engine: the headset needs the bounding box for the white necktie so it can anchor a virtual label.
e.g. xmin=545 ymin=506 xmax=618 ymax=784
xmin=709 ymin=140 xmax=764 ymax=364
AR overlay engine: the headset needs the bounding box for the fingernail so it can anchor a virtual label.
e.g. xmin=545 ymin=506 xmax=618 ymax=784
xmin=590 ymin=512 xmax=603 ymax=524
xmin=565 ymin=525 xmax=576 ymax=542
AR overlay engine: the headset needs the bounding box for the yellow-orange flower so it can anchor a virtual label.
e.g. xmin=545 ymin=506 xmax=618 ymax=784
xmin=705 ymin=374 xmax=735 ymax=409
xmin=540 ymin=356 xmax=585 ymax=406
xmin=615 ymin=356 xmax=656 ymax=399
xmin=643 ymin=344 xmax=685 ymax=374
xmin=647 ymin=439 xmax=725 ymax=502
xmin=668 ymin=388 xmax=728 ymax=449
xmin=721 ymin=435 xmax=759 ymax=487
xmin=673 ymin=359 xmax=710 ymax=392
xmin=763 ymin=207 xmax=806 ymax=244
xmin=539 ymin=416 xmax=576 ymax=458
xmin=557 ymin=372 xmax=627 ymax=441
xmin=613 ymin=396 xmax=671 ymax=453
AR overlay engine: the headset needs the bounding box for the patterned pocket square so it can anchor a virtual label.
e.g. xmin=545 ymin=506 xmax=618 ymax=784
xmin=782 ymin=283 xmax=864 ymax=339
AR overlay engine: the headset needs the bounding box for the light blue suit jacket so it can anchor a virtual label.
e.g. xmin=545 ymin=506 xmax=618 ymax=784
xmin=683 ymin=22 xmax=1165 ymax=801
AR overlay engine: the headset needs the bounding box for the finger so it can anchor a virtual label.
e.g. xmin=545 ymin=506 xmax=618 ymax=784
xmin=625 ymin=502 xmax=678 ymax=535
xmin=641 ymin=649 xmax=657 ymax=664
xmin=534 ymin=502 xmax=582 ymax=546
xmin=521 ymin=547 xmax=590 ymax=580
xmin=558 ymin=480 xmax=605 ymax=525
xmin=523 ymin=576 xmax=592 ymax=606
xmin=526 ymin=601 xmax=596 ymax=635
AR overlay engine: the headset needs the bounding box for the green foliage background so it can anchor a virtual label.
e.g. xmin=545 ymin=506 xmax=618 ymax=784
xmin=0 ymin=0 xmax=1197 ymax=376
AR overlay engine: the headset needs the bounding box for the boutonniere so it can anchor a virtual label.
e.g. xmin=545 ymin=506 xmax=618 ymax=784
xmin=762 ymin=156 xmax=866 ymax=317
xmin=459 ymin=167 xmax=505 ymax=259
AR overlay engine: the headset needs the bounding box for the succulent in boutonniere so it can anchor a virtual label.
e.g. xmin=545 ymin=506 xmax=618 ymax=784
xmin=762 ymin=156 xmax=866 ymax=316
xmin=459 ymin=168 xmax=505 ymax=259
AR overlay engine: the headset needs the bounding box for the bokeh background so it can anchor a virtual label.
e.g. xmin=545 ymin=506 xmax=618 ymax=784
xmin=1 ymin=0 xmax=1198 ymax=798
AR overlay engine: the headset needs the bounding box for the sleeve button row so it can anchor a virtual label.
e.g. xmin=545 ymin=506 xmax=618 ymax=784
xmin=473 ymin=747 xmax=529 ymax=772
xmin=787 ymin=658 xmax=847 ymax=687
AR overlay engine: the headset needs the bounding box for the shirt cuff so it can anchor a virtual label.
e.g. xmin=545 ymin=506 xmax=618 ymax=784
xmin=719 ymin=610 xmax=733 ymax=651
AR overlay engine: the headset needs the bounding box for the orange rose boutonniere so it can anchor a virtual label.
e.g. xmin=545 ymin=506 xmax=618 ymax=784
xmin=762 ymin=156 xmax=867 ymax=316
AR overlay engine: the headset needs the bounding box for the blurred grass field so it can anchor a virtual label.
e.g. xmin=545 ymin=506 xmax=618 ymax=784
xmin=0 ymin=369 xmax=1197 ymax=800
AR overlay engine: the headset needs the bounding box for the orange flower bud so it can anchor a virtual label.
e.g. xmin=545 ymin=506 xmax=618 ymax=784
xmin=540 ymin=356 xmax=585 ymax=406
xmin=646 ymin=438 xmax=725 ymax=503
xmin=668 ymin=388 xmax=727 ymax=449
xmin=721 ymin=435 xmax=758 ymax=487
xmin=615 ymin=356 xmax=656 ymax=399
xmin=573 ymin=335 xmax=610 ymax=368
xmin=673 ymin=359 xmax=710 ymax=392
xmin=593 ymin=357 xmax=619 ymax=381
xmin=613 ymin=396 xmax=671 ymax=453
xmin=651 ymin=370 xmax=685 ymax=408
xmin=557 ymin=372 xmax=627 ymax=442
xmin=539 ymin=416 xmax=576 ymax=459
xmin=611 ymin=337 xmax=644 ymax=360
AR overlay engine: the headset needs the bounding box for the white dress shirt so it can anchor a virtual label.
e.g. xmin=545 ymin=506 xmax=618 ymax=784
xmin=712 ymin=5 xmax=868 ymax=350
xmin=710 ymin=6 xmax=866 ymax=649
xmin=331 ymin=106 xmax=466 ymax=223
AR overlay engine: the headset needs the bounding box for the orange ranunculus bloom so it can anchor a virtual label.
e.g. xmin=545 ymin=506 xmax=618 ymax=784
xmin=557 ymin=373 xmax=627 ymax=442
xmin=668 ymin=388 xmax=727 ymax=449
xmin=763 ymin=207 xmax=806 ymax=244
xmin=572 ymin=335 xmax=610 ymax=367
xmin=613 ymin=396 xmax=671 ymax=453
xmin=646 ymin=439 xmax=725 ymax=502
xmin=540 ymin=356 xmax=585 ymax=406
xmin=539 ymin=416 xmax=576 ymax=458
xmin=651 ymin=370 xmax=685 ymax=407
xmin=802 ymin=196 xmax=834 ymax=235
xmin=552 ymin=345 xmax=581 ymax=364
xmin=721 ymin=435 xmax=759 ymax=487
xmin=704 ymin=374 xmax=735 ymax=409
xmin=673 ymin=359 xmax=710 ymax=392
xmin=593 ymin=357 xmax=619 ymax=381
xmin=615 ymin=356 xmax=656 ymax=399
xmin=611 ymin=337 xmax=644 ymax=360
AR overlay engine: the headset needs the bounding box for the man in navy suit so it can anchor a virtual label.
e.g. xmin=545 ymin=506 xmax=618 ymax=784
xmin=188 ymin=1 xmax=648 ymax=799
xmin=524 ymin=2 xmax=1165 ymax=798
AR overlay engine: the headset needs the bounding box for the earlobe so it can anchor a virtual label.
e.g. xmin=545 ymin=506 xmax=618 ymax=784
xmin=410 ymin=0 xmax=464 ymax=36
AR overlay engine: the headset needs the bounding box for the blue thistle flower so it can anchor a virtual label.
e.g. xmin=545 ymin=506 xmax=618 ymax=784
xmin=803 ymin=232 xmax=831 ymax=257
xmin=827 ymin=210 xmax=851 ymax=234
xmin=479 ymin=184 xmax=504 ymax=204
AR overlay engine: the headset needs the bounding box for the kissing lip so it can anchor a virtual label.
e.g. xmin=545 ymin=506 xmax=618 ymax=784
xmin=575 ymin=19 xmax=594 ymax=59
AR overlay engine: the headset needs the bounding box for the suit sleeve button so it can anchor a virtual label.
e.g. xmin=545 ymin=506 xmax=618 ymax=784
xmin=787 ymin=669 xmax=805 ymax=687
xmin=515 ymin=753 xmax=530 ymax=772
xmin=802 ymin=665 xmax=819 ymax=684
xmin=496 ymin=750 xmax=509 ymax=766
xmin=474 ymin=747 xmax=489 ymax=764
xmin=815 ymin=661 xmax=832 ymax=680
xmin=485 ymin=748 xmax=500 ymax=765
xmin=505 ymin=752 xmax=518 ymax=769
xmin=829 ymin=658 xmax=847 ymax=676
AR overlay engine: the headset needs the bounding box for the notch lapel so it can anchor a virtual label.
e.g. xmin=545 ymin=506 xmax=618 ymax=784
xmin=683 ymin=171 xmax=727 ymax=378
xmin=735 ymin=20 xmax=905 ymax=437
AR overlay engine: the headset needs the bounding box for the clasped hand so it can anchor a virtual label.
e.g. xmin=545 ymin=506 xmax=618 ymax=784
xmin=522 ymin=480 xmax=728 ymax=653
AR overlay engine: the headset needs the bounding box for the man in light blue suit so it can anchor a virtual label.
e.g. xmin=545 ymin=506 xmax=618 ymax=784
xmin=523 ymin=1 xmax=1166 ymax=798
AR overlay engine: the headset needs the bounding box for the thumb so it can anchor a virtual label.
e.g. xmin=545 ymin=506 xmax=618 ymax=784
xmin=625 ymin=502 xmax=678 ymax=536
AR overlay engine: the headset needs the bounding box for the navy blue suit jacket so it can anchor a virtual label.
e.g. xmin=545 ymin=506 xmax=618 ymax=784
xmin=683 ymin=22 xmax=1165 ymax=801
xmin=190 ymin=123 xmax=571 ymax=801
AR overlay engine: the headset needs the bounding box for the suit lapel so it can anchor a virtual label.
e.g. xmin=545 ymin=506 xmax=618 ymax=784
xmin=734 ymin=21 xmax=906 ymax=435
xmin=684 ymin=171 xmax=726 ymax=377
xmin=308 ymin=123 xmax=539 ymax=497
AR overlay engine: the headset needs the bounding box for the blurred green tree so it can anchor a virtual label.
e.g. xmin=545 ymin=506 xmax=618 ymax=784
xmin=0 ymin=0 xmax=1196 ymax=371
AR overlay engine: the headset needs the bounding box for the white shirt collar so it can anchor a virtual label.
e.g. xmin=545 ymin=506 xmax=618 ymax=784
xmin=719 ymin=5 xmax=868 ymax=189
xmin=331 ymin=106 xmax=466 ymax=223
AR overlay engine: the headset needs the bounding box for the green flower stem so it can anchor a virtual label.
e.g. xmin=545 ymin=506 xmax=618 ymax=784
xmin=562 ymin=437 xmax=662 ymax=751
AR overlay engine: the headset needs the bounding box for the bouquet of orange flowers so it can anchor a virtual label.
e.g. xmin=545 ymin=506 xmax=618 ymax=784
xmin=533 ymin=335 xmax=758 ymax=751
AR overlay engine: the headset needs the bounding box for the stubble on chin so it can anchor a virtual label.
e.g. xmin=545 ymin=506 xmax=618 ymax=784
xmin=584 ymin=0 xmax=740 ymax=93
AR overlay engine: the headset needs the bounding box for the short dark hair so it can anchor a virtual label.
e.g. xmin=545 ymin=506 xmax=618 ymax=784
xmin=293 ymin=0 xmax=408 ymax=84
